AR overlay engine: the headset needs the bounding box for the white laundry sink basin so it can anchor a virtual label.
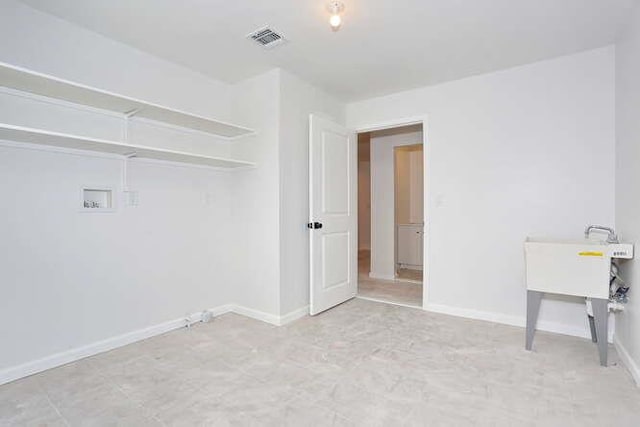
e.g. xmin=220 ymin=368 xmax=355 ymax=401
xmin=524 ymin=237 xmax=633 ymax=299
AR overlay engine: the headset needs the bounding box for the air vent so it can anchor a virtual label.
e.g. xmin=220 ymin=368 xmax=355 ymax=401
xmin=247 ymin=27 xmax=285 ymax=49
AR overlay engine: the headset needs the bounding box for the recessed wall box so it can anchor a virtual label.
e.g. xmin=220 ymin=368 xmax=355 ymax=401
xmin=81 ymin=187 xmax=115 ymax=212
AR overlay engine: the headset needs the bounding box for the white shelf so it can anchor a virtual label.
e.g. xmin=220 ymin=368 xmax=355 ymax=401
xmin=0 ymin=124 xmax=256 ymax=169
xmin=0 ymin=62 xmax=255 ymax=139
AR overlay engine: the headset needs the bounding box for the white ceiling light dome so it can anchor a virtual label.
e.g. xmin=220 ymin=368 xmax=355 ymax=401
xmin=327 ymin=1 xmax=345 ymax=31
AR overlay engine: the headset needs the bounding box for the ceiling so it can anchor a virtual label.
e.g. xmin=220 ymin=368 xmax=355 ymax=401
xmin=20 ymin=0 xmax=637 ymax=101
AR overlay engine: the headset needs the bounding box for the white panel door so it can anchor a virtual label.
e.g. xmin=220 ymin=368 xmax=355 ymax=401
xmin=309 ymin=114 xmax=357 ymax=315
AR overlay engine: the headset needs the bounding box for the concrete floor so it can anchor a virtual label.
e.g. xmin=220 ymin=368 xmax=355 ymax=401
xmin=358 ymin=249 xmax=423 ymax=307
xmin=358 ymin=277 xmax=423 ymax=308
xmin=1 ymin=299 xmax=640 ymax=426
xmin=397 ymin=268 xmax=423 ymax=282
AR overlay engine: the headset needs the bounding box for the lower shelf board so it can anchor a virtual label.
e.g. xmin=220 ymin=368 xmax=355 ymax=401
xmin=0 ymin=123 xmax=256 ymax=169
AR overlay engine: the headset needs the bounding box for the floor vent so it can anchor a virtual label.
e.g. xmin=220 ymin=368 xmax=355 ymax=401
xmin=247 ymin=27 xmax=285 ymax=49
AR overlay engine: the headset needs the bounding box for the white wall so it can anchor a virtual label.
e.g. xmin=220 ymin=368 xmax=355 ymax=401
xmin=615 ymin=3 xmax=640 ymax=385
xmin=1 ymin=0 xmax=623 ymax=385
xmin=348 ymin=47 xmax=616 ymax=337
xmin=227 ymin=69 xmax=282 ymax=318
xmin=0 ymin=0 xmax=242 ymax=383
xmin=0 ymin=0 xmax=234 ymax=124
xmin=207 ymin=68 xmax=347 ymax=320
xmin=0 ymin=143 xmax=235 ymax=375
xmin=226 ymin=69 xmax=346 ymax=320
xmin=370 ymin=130 xmax=424 ymax=279
xmin=278 ymin=70 xmax=346 ymax=316
xmin=0 ymin=3 xmax=346 ymax=383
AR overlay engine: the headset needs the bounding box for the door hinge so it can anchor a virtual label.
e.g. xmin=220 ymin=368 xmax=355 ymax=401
xmin=307 ymin=222 xmax=323 ymax=229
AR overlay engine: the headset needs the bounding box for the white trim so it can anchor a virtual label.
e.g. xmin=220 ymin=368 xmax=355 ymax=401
xmin=357 ymin=295 xmax=422 ymax=310
xmin=0 ymin=303 xmax=310 ymax=386
xmin=397 ymin=264 xmax=423 ymax=271
xmin=209 ymin=304 xmax=235 ymax=317
xmin=421 ymin=118 xmax=431 ymax=311
xmin=229 ymin=304 xmax=308 ymax=326
xmin=614 ymin=336 xmax=640 ymax=387
xmin=425 ymin=302 xmax=592 ymax=340
xmin=0 ymin=307 xmax=223 ymax=386
xmin=231 ymin=305 xmax=282 ymax=326
xmin=353 ymin=115 xmax=430 ymax=311
xmin=395 ymin=277 xmax=422 ymax=285
xmin=279 ymin=305 xmax=310 ymax=325
xmin=426 ymin=302 xmax=523 ymax=326
xmin=369 ymin=272 xmax=397 ymax=281
xmin=354 ymin=116 xmax=426 ymax=134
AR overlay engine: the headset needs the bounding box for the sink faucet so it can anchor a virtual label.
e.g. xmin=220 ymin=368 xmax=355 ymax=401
xmin=584 ymin=225 xmax=619 ymax=243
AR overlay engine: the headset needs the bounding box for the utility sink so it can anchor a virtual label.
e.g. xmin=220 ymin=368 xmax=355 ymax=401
xmin=525 ymin=237 xmax=633 ymax=299
xmin=524 ymin=232 xmax=633 ymax=366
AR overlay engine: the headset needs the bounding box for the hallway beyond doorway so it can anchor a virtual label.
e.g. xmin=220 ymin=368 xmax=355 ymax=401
xmin=357 ymin=250 xmax=422 ymax=307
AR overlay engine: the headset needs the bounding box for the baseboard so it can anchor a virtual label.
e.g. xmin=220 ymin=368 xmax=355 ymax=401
xmin=369 ymin=272 xmax=396 ymax=281
xmin=230 ymin=305 xmax=281 ymax=326
xmin=395 ymin=278 xmax=422 ymax=285
xmin=425 ymin=302 xmax=593 ymax=341
xmin=208 ymin=304 xmax=234 ymax=317
xmin=614 ymin=336 xmax=640 ymax=387
xmin=278 ymin=305 xmax=309 ymax=325
xmin=11 ymin=299 xmax=608 ymax=387
xmin=397 ymin=265 xmax=423 ymax=271
xmin=0 ymin=306 xmax=226 ymax=386
xmin=426 ymin=303 xmax=523 ymax=327
xmin=0 ymin=302 xmax=311 ymax=386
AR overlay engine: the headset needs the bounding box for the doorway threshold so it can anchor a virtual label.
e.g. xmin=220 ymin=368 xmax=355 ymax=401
xmin=356 ymin=295 xmax=422 ymax=309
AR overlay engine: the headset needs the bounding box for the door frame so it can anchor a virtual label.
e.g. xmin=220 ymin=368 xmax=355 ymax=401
xmin=354 ymin=116 xmax=430 ymax=310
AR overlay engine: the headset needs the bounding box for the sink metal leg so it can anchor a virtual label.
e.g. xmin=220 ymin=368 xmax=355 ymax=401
xmin=526 ymin=290 xmax=543 ymax=351
xmin=588 ymin=315 xmax=597 ymax=343
xmin=592 ymin=298 xmax=609 ymax=367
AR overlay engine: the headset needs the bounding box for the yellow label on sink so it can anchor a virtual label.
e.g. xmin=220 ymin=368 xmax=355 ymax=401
xmin=578 ymin=251 xmax=604 ymax=257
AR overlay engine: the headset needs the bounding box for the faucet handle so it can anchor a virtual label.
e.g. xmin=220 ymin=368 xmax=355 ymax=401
xmin=585 ymin=225 xmax=618 ymax=243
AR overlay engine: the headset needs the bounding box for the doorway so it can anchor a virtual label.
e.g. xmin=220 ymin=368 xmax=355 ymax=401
xmin=357 ymin=124 xmax=424 ymax=307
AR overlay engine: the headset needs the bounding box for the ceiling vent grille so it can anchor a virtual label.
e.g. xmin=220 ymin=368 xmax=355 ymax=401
xmin=247 ymin=27 xmax=285 ymax=49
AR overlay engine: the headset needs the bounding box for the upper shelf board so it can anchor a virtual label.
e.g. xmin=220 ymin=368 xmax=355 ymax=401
xmin=0 ymin=124 xmax=256 ymax=169
xmin=0 ymin=62 xmax=254 ymax=139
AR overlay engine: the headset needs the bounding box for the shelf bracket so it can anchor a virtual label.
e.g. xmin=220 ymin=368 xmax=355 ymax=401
xmin=122 ymin=109 xmax=141 ymax=144
xmin=121 ymin=151 xmax=140 ymax=207
xmin=124 ymin=108 xmax=141 ymax=118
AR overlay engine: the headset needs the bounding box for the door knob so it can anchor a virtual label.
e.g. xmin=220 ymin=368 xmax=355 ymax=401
xmin=307 ymin=222 xmax=323 ymax=229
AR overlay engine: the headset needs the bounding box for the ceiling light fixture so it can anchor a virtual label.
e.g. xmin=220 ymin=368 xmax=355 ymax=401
xmin=327 ymin=1 xmax=345 ymax=31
